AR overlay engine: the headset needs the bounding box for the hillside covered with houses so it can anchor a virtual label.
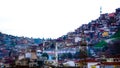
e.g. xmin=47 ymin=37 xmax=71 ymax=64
xmin=0 ymin=8 xmax=120 ymax=67
xmin=40 ymin=8 xmax=120 ymax=59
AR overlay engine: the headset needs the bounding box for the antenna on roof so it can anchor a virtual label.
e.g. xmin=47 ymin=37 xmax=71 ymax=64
xmin=100 ymin=6 xmax=102 ymax=15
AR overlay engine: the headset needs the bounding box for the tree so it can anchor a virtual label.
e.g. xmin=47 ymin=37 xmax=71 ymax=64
xmin=111 ymin=29 xmax=120 ymax=38
xmin=67 ymin=52 xmax=73 ymax=59
xmin=105 ymin=39 xmax=120 ymax=55
xmin=74 ymin=51 xmax=80 ymax=59
xmin=60 ymin=53 xmax=67 ymax=60
xmin=42 ymin=53 xmax=49 ymax=59
xmin=79 ymin=50 xmax=88 ymax=59
xmin=50 ymin=42 xmax=55 ymax=49
xmin=94 ymin=40 xmax=107 ymax=48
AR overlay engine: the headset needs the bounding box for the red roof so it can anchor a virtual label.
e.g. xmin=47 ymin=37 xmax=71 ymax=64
xmin=55 ymin=39 xmax=64 ymax=42
xmin=105 ymin=55 xmax=120 ymax=58
xmin=101 ymin=62 xmax=120 ymax=65
xmin=78 ymin=59 xmax=98 ymax=63
xmin=108 ymin=13 xmax=115 ymax=17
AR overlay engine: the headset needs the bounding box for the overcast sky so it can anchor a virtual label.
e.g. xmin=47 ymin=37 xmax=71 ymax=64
xmin=0 ymin=0 xmax=120 ymax=39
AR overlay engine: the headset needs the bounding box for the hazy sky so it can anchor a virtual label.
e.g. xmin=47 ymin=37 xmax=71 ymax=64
xmin=0 ymin=0 xmax=120 ymax=39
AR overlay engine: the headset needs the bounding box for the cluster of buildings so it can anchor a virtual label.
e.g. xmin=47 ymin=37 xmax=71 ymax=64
xmin=41 ymin=8 xmax=120 ymax=58
xmin=0 ymin=32 xmax=44 ymax=67
xmin=0 ymin=8 xmax=120 ymax=67
xmin=39 ymin=8 xmax=120 ymax=68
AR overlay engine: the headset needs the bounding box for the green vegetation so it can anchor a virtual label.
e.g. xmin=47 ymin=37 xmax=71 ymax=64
xmin=94 ymin=40 xmax=107 ymax=48
xmin=42 ymin=52 xmax=49 ymax=59
xmin=94 ymin=28 xmax=120 ymax=48
xmin=111 ymin=29 xmax=120 ymax=39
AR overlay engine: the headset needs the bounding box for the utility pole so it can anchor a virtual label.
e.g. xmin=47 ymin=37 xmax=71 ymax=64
xmin=55 ymin=42 xmax=58 ymax=66
xmin=43 ymin=40 xmax=46 ymax=51
xmin=100 ymin=0 xmax=103 ymax=15
xmin=100 ymin=6 xmax=102 ymax=15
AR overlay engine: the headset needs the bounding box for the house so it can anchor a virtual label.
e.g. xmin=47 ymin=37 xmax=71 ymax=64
xmin=77 ymin=58 xmax=100 ymax=68
xmin=95 ymin=55 xmax=120 ymax=68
